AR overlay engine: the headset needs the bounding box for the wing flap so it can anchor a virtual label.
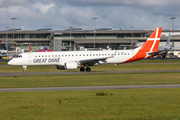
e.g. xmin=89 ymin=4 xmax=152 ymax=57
xmin=79 ymin=57 xmax=107 ymax=65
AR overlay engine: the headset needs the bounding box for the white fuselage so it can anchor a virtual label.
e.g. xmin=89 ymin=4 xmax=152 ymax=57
xmin=8 ymin=49 xmax=139 ymax=66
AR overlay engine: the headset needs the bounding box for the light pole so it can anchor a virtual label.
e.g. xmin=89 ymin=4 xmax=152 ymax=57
xmin=170 ymin=17 xmax=176 ymax=47
xmin=5 ymin=27 xmax=10 ymax=52
xmin=11 ymin=18 xmax=17 ymax=53
xmin=92 ymin=17 xmax=98 ymax=49
xmin=69 ymin=26 xmax=73 ymax=51
xmin=131 ymin=26 xmax=135 ymax=50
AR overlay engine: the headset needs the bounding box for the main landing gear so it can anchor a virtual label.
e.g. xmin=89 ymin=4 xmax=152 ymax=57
xmin=80 ymin=67 xmax=91 ymax=72
xmin=22 ymin=66 xmax=27 ymax=73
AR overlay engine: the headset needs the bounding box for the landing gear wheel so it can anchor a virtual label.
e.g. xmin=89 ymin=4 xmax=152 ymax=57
xmin=86 ymin=67 xmax=91 ymax=72
xmin=22 ymin=66 xmax=27 ymax=73
xmin=80 ymin=67 xmax=85 ymax=72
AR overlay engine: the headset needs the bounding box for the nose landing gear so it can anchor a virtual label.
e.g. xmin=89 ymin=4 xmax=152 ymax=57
xmin=22 ymin=66 xmax=27 ymax=73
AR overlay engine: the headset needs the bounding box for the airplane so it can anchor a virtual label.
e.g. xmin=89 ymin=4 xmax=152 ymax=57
xmin=0 ymin=41 xmax=14 ymax=59
xmin=0 ymin=41 xmax=7 ymax=54
xmin=8 ymin=28 xmax=162 ymax=73
xmin=158 ymin=34 xmax=172 ymax=58
xmin=28 ymin=43 xmax=52 ymax=52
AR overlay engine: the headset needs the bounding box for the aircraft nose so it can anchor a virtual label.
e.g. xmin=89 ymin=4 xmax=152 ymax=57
xmin=8 ymin=59 xmax=14 ymax=65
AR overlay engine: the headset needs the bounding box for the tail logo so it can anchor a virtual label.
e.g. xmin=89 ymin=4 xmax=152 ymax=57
xmin=118 ymin=28 xmax=162 ymax=64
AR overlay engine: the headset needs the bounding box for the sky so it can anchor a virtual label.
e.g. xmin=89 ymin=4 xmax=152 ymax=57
xmin=0 ymin=0 xmax=179 ymax=31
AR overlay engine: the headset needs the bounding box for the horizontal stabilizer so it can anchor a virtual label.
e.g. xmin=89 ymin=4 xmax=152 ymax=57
xmin=147 ymin=48 xmax=172 ymax=56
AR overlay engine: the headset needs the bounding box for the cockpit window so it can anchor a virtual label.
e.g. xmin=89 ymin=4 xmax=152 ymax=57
xmin=15 ymin=55 xmax=22 ymax=58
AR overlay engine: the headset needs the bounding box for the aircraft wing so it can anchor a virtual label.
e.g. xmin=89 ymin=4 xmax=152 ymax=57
xmin=79 ymin=57 xmax=107 ymax=66
xmin=78 ymin=51 xmax=117 ymax=66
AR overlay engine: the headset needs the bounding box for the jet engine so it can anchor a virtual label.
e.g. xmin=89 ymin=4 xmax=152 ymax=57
xmin=64 ymin=62 xmax=79 ymax=70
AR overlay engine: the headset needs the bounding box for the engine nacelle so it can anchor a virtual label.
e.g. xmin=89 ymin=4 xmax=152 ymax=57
xmin=56 ymin=65 xmax=65 ymax=70
xmin=64 ymin=62 xmax=79 ymax=70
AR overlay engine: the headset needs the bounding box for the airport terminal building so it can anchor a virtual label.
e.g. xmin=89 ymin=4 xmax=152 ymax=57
xmin=0 ymin=28 xmax=180 ymax=57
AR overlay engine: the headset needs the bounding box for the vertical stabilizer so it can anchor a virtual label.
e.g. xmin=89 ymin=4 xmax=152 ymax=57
xmin=28 ymin=43 xmax=32 ymax=52
xmin=140 ymin=28 xmax=162 ymax=52
xmin=4 ymin=42 xmax=7 ymax=50
xmin=165 ymin=34 xmax=171 ymax=46
xmin=119 ymin=28 xmax=162 ymax=64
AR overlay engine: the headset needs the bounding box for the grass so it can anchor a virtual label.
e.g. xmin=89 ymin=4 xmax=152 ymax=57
xmin=0 ymin=59 xmax=180 ymax=88
xmin=1 ymin=62 xmax=180 ymax=72
xmin=0 ymin=89 xmax=180 ymax=120
xmin=132 ymin=59 xmax=180 ymax=63
xmin=0 ymin=73 xmax=180 ymax=88
xmin=0 ymin=60 xmax=180 ymax=119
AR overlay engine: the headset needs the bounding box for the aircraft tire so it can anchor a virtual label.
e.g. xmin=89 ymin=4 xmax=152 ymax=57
xmin=86 ymin=67 xmax=91 ymax=72
xmin=80 ymin=67 xmax=85 ymax=72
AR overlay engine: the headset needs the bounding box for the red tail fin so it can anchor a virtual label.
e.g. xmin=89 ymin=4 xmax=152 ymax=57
xmin=140 ymin=28 xmax=162 ymax=52
xmin=28 ymin=43 xmax=32 ymax=51
xmin=118 ymin=28 xmax=162 ymax=64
